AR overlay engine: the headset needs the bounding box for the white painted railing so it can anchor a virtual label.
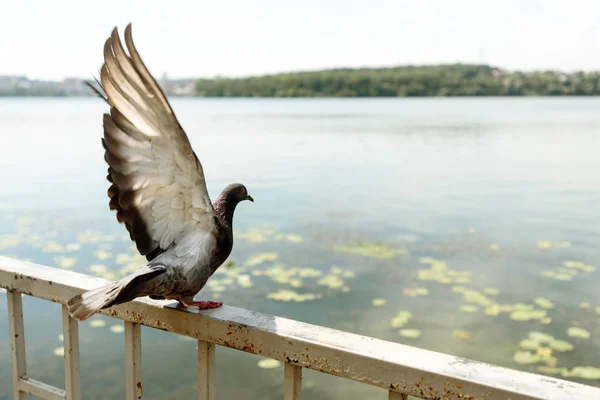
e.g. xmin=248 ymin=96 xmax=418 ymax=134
xmin=1 ymin=255 xmax=599 ymax=400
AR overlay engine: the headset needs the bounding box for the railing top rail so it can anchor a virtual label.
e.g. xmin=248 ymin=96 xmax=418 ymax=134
xmin=1 ymin=255 xmax=599 ymax=400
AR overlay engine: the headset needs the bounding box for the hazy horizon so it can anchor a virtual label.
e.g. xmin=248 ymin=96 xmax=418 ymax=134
xmin=4 ymin=62 xmax=599 ymax=83
xmin=3 ymin=0 xmax=600 ymax=81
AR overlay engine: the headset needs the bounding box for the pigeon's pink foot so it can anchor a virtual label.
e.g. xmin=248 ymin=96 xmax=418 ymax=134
xmin=180 ymin=300 xmax=223 ymax=310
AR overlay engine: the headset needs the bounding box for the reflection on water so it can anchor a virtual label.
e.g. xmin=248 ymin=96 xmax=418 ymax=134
xmin=0 ymin=98 xmax=599 ymax=399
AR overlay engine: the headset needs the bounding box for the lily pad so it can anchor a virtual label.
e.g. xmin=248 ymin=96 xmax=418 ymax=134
xmin=110 ymin=325 xmax=124 ymax=333
xmin=534 ymin=298 xmax=554 ymax=309
xmin=372 ymin=298 xmax=387 ymax=307
xmin=257 ymin=359 xmax=281 ymax=369
xmin=510 ymin=310 xmax=533 ymax=321
xmin=236 ymin=274 xmax=253 ymax=288
xmin=54 ymin=256 xmax=77 ymax=269
xmin=537 ymin=366 xmax=566 ymax=375
xmin=536 ymin=241 xmax=552 ymax=249
xmin=43 ymin=241 xmax=66 ymax=253
xmin=390 ymin=311 xmax=413 ymax=328
xmin=399 ymin=329 xmax=421 ymax=338
xmin=483 ymin=288 xmax=500 ymax=296
xmin=65 ymin=243 xmax=81 ymax=252
xmin=418 ymin=259 xmax=471 ymax=284
xmin=520 ymin=339 xmax=540 ymax=351
xmin=541 ymin=270 xmax=573 ymax=281
xmin=563 ymin=261 xmax=596 ymax=272
xmin=460 ymin=305 xmax=479 ymax=313
xmin=89 ymin=319 xmax=106 ymax=328
xmin=275 ymin=233 xmax=304 ymax=243
xmin=548 ymin=339 xmax=574 ymax=352
xmin=246 ymin=252 xmax=279 ymax=266
xmin=564 ymin=367 xmax=600 ymax=380
xmin=318 ymin=275 xmax=344 ymax=289
xmin=513 ymin=351 xmax=540 ymax=364
xmin=528 ymin=332 xmax=554 ymax=344
xmin=94 ymin=250 xmax=113 ymax=260
xmin=267 ymin=290 xmax=320 ymax=302
xmin=567 ymin=327 xmax=591 ymax=339
xmin=53 ymin=347 xmax=64 ymax=357
xmin=452 ymin=330 xmax=472 ymax=340
xmin=403 ymin=287 xmax=428 ymax=297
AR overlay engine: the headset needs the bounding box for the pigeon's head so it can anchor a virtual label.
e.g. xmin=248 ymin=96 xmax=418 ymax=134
xmin=224 ymin=183 xmax=254 ymax=205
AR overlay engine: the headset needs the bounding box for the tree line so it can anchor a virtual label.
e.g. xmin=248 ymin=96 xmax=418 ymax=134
xmin=194 ymin=64 xmax=600 ymax=97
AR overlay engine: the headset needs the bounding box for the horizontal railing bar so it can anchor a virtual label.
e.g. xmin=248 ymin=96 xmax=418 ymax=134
xmin=19 ymin=378 xmax=66 ymax=400
xmin=2 ymin=256 xmax=600 ymax=400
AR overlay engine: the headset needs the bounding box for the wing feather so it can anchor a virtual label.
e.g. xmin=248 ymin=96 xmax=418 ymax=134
xmin=93 ymin=24 xmax=216 ymax=259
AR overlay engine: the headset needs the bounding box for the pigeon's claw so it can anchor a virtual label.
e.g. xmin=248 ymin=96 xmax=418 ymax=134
xmin=180 ymin=299 xmax=223 ymax=310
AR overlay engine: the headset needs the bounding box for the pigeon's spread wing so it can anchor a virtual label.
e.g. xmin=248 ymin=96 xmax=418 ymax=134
xmin=96 ymin=24 xmax=216 ymax=260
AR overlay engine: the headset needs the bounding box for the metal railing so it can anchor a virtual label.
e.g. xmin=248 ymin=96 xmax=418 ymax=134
xmin=1 ymin=255 xmax=599 ymax=400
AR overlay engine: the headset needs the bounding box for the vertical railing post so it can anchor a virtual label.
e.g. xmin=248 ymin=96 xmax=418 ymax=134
xmin=7 ymin=290 xmax=27 ymax=400
xmin=125 ymin=321 xmax=143 ymax=400
xmin=62 ymin=305 xmax=81 ymax=400
xmin=284 ymin=363 xmax=302 ymax=400
xmin=388 ymin=391 xmax=408 ymax=400
xmin=197 ymin=340 xmax=215 ymax=400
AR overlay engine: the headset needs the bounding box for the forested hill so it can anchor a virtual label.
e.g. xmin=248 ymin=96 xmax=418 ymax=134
xmin=194 ymin=64 xmax=600 ymax=97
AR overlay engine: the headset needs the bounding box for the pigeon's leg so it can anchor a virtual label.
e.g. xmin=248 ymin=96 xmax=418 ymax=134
xmin=179 ymin=296 xmax=223 ymax=310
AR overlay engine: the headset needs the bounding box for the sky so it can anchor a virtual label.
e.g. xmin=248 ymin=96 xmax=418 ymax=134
xmin=2 ymin=0 xmax=600 ymax=80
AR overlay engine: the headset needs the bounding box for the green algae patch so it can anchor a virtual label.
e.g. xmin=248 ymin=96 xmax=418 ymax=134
xmin=267 ymin=290 xmax=322 ymax=302
xmin=237 ymin=227 xmax=304 ymax=244
xmin=333 ymin=242 xmax=407 ymax=259
xmin=418 ymin=258 xmax=471 ymax=284
xmin=245 ymin=252 xmax=279 ymax=267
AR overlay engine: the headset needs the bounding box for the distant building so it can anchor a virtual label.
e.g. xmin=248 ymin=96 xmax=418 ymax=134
xmin=0 ymin=75 xmax=26 ymax=91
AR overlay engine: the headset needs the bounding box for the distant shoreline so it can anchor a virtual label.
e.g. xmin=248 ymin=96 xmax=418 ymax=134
xmin=4 ymin=63 xmax=600 ymax=97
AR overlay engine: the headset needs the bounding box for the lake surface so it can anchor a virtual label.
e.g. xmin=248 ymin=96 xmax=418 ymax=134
xmin=0 ymin=97 xmax=599 ymax=399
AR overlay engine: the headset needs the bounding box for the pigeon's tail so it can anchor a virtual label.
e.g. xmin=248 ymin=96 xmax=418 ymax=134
xmin=67 ymin=281 xmax=123 ymax=321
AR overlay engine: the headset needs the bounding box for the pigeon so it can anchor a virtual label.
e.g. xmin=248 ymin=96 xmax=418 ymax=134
xmin=67 ymin=24 xmax=253 ymax=321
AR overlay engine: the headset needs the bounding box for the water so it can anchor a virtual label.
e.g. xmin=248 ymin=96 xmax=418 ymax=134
xmin=0 ymin=97 xmax=599 ymax=399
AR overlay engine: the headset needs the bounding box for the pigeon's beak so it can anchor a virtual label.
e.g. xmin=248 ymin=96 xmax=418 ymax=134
xmin=246 ymin=194 xmax=254 ymax=202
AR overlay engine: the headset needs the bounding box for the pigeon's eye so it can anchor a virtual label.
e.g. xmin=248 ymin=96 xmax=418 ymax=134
xmin=239 ymin=188 xmax=245 ymax=194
